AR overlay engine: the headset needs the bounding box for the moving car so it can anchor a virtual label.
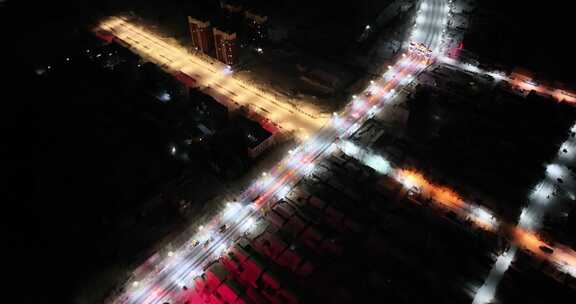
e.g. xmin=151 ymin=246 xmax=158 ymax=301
xmin=219 ymin=224 xmax=228 ymax=233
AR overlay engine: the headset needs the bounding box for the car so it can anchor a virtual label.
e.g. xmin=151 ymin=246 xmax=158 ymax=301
xmin=539 ymin=245 xmax=554 ymax=254
xmin=219 ymin=224 xmax=228 ymax=233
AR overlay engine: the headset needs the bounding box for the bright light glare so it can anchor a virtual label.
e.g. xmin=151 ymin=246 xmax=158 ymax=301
xmin=246 ymin=217 xmax=255 ymax=228
xmin=339 ymin=140 xmax=361 ymax=156
xmin=518 ymin=207 xmax=538 ymax=230
xmin=216 ymin=243 xmax=227 ymax=256
xmin=400 ymin=75 xmax=414 ymax=85
xmin=545 ymin=163 xmax=564 ymax=179
xmin=223 ymin=202 xmax=241 ymax=222
xmin=159 ymin=92 xmax=171 ymax=102
xmin=353 ymin=98 xmax=364 ymax=110
xmin=277 ymin=185 xmax=290 ymax=199
xmin=472 ymin=247 xmax=517 ymax=304
xmin=241 ymin=217 xmax=256 ymax=233
xmin=302 ymin=162 xmax=315 ymax=176
xmin=529 ymin=182 xmax=553 ymax=203
xmin=364 ymin=154 xmax=392 ymax=175
xmin=487 ymin=71 xmax=506 ymax=81
xmin=222 ymin=65 xmax=233 ymax=75
xmin=472 ymin=205 xmax=499 ymax=229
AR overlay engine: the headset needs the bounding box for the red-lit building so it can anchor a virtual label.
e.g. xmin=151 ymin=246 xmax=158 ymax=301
xmin=213 ymin=27 xmax=238 ymax=66
xmin=188 ymin=16 xmax=214 ymax=55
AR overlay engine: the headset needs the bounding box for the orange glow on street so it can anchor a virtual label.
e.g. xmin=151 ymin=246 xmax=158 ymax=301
xmin=396 ymin=169 xmax=576 ymax=275
xmin=397 ymin=169 xmax=465 ymax=209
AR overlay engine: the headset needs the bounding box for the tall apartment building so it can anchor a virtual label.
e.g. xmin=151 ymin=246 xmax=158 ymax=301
xmin=188 ymin=16 xmax=214 ymax=55
xmin=213 ymin=27 xmax=238 ymax=66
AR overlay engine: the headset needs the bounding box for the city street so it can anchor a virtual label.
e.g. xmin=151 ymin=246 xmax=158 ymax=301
xmin=108 ymin=1 xmax=451 ymax=303
xmin=98 ymin=16 xmax=326 ymax=139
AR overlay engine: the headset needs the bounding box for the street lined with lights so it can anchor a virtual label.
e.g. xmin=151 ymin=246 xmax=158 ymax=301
xmin=97 ymin=16 xmax=326 ymax=139
xmin=337 ymin=140 xmax=576 ymax=280
xmin=438 ymin=55 xmax=576 ymax=104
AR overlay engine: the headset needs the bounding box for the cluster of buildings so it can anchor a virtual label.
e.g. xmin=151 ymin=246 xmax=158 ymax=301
xmin=188 ymin=1 xmax=269 ymax=66
xmin=192 ymin=240 xmax=300 ymax=304
xmin=187 ymin=155 xmax=372 ymax=303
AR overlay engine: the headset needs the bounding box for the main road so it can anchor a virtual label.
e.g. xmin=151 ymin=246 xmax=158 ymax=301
xmin=98 ymin=17 xmax=326 ymax=139
xmin=109 ymin=1 xmax=451 ymax=303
